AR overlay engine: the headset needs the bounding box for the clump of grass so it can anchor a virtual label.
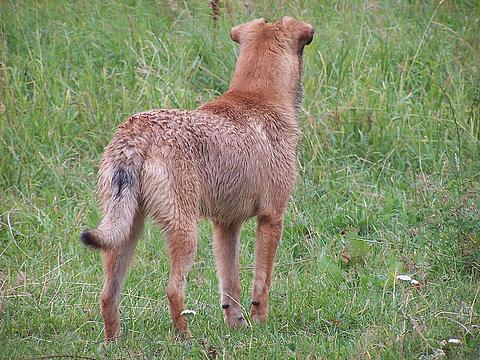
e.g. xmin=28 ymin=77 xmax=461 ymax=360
xmin=1 ymin=0 xmax=479 ymax=358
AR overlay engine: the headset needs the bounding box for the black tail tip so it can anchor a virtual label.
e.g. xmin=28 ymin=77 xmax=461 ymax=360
xmin=80 ymin=229 xmax=103 ymax=250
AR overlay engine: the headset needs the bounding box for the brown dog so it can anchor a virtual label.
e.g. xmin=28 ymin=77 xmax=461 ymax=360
xmin=81 ymin=16 xmax=314 ymax=339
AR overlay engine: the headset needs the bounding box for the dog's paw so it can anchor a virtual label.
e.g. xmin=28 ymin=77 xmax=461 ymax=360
xmin=250 ymin=305 xmax=268 ymax=323
xmin=226 ymin=315 xmax=248 ymax=328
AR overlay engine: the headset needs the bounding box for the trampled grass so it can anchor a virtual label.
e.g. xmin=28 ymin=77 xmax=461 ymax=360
xmin=1 ymin=0 xmax=479 ymax=358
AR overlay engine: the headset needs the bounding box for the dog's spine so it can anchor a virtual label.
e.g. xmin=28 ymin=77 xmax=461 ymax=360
xmin=81 ymin=132 xmax=144 ymax=251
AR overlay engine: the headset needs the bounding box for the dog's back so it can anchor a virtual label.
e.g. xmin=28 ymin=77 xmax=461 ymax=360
xmin=105 ymin=94 xmax=298 ymax=229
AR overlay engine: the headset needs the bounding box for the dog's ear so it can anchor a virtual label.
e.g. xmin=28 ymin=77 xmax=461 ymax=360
xmin=299 ymin=23 xmax=315 ymax=46
xmin=282 ymin=16 xmax=315 ymax=48
xmin=230 ymin=24 xmax=244 ymax=44
xmin=230 ymin=18 xmax=267 ymax=44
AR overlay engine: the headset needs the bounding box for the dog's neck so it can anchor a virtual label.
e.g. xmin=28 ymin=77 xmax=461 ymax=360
xmin=199 ymin=42 xmax=304 ymax=140
xmin=226 ymin=43 xmax=303 ymax=115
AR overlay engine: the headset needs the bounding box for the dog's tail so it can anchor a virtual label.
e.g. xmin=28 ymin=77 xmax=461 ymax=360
xmin=81 ymin=135 xmax=144 ymax=251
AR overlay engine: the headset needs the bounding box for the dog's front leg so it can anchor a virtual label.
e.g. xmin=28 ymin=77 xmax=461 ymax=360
xmin=250 ymin=213 xmax=284 ymax=322
xmin=213 ymin=222 xmax=247 ymax=328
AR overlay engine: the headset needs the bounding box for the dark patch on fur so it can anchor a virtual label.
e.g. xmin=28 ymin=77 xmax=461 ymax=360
xmin=294 ymin=60 xmax=303 ymax=113
xmin=112 ymin=167 xmax=134 ymax=199
xmin=222 ymin=304 xmax=230 ymax=309
xmin=251 ymin=300 xmax=260 ymax=306
xmin=81 ymin=229 xmax=103 ymax=250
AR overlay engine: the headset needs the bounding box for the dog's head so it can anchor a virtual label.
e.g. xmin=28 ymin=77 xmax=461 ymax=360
xmin=230 ymin=16 xmax=314 ymax=55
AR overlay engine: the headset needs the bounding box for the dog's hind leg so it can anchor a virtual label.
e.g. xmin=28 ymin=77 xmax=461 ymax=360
xmin=213 ymin=222 xmax=246 ymax=327
xmin=100 ymin=213 xmax=144 ymax=340
xmin=143 ymin=159 xmax=199 ymax=332
xmin=164 ymin=225 xmax=197 ymax=333
xmin=250 ymin=212 xmax=284 ymax=322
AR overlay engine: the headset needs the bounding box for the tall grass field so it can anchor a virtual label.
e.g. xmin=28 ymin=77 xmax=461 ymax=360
xmin=1 ymin=0 xmax=479 ymax=358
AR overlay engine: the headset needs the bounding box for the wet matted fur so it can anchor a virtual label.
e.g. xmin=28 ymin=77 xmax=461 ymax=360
xmin=81 ymin=16 xmax=314 ymax=340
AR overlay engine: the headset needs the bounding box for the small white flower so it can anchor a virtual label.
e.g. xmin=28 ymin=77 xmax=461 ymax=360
xmin=396 ymin=275 xmax=419 ymax=285
xmin=180 ymin=309 xmax=197 ymax=316
xmin=447 ymin=338 xmax=461 ymax=345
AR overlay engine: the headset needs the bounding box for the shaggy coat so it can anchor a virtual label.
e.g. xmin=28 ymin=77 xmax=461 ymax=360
xmin=81 ymin=16 xmax=314 ymax=339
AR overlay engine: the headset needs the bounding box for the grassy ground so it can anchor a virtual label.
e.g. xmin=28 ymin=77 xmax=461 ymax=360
xmin=1 ymin=0 xmax=479 ymax=358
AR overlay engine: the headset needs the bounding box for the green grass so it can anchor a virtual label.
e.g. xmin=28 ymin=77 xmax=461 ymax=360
xmin=1 ymin=0 xmax=479 ymax=358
